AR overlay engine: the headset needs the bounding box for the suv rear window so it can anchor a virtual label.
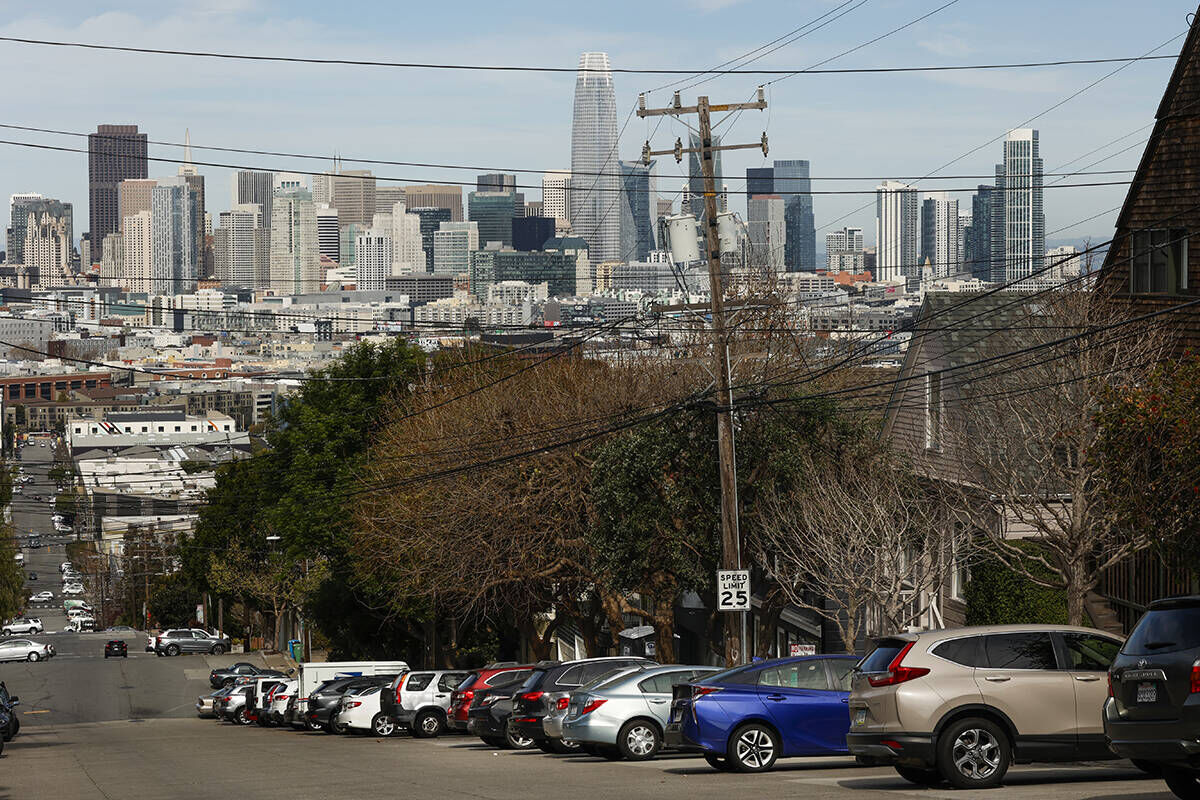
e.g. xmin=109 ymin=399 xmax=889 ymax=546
xmin=1123 ymin=606 xmax=1200 ymax=656
xmin=933 ymin=636 xmax=985 ymax=667
xmin=405 ymin=673 xmax=434 ymax=692
xmin=485 ymin=669 xmax=530 ymax=688
xmin=983 ymin=633 xmax=1057 ymax=670
xmin=860 ymin=640 xmax=907 ymax=672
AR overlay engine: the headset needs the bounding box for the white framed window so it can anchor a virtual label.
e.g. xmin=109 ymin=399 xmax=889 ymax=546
xmin=924 ymin=372 xmax=943 ymax=452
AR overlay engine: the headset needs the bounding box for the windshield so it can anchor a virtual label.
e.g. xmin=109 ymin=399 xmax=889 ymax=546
xmin=1123 ymin=606 xmax=1200 ymax=655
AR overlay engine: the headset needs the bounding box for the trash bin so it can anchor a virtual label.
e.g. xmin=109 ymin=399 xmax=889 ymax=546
xmin=288 ymin=639 xmax=302 ymax=662
xmin=617 ymin=626 xmax=656 ymax=658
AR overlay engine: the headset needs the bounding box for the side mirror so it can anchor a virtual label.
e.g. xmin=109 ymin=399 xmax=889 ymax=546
xmin=287 ymin=668 xmax=296 ymax=676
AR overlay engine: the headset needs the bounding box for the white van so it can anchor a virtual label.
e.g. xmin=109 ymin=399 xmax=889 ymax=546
xmin=294 ymin=661 xmax=408 ymax=723
xmin=67 ymin=616 xmax=96 ymax=632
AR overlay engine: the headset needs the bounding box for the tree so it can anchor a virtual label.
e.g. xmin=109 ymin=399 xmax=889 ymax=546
xmin=949 ymin=288 xmax=1169 ymax=625
xmin=208 ymin=543 xmax=329 ymax=648
xmin=147 ymin=572 xmax=199 ymax=628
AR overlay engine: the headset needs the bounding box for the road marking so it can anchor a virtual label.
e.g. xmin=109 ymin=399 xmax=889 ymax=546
xmin=23 ymin=709 xmax=49 ymax=714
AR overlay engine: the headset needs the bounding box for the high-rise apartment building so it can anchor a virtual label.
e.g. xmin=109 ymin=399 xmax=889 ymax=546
xmin=468 ymin=192 xmax=520 ymax=247
xmin=826 ymin=226 xmax=865 ymax=272
xmin=234 ymin=171 xmax=275 ymax=229
xmin=355 ymin=226 xmax=393 ymax=291
xmin=775 ymin=160 xmax=816 ymax=272
xmin=316 ymin=205 xmax=340 ymax=264
xmin=965 ymin=185 xmax=995 ymax=281
xmin=24 ymin=205 xmax=73 ymax=287
xmin=875 ymin=181 xmax=919 ymax=284
xmin=392 ymin=205 xmax=424 ymax=276
xmin=99 ymin=233 xmax=123 ymax=288
xmin=8 ymin=196 xmax=72 ymax=267
xmin=993 ymin=129 xmax=1045 ymax=286
xmin=213 ymin=204 xmax=266 ymax=288
xmin=402 ymin=185 xmax=463 ymax=221
xmin=569 ymin=52 xmax=621 ymax=263
xmin=122 ymin=210 xmax=153 ymax=293
xmin=151 ymin=177 xmax=199 ymax=295
xmin=269 ymin=188 xmax=319 ymax=295
xmin=542 ymin=170 xmax=571 ymax=224
xmin=748 ymin=195 xmax=786 ymax=272
xmin=619 ymin=160 xmax=656 ymax=262
xmin=88 ymin=124 xmax=148 ymax=253
xmin=920 ymin=192 xmax=961 ymax=279
xmin=433 ymin=221 xmax=479 ymax=275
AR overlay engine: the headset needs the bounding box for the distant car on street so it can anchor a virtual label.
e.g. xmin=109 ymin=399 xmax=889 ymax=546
xmin=2 ymin=619 xmax=43 ymax=635
xmin=30 ymin=592 xmax=53 ymax=603
xmin=62 ymin=584 xmax=84 ymax=595
xmin=154 ymin=628 xmax=232 ymax=656
xmin=104 ymin=640 xmax=127 ymax=658
xmin=0 ymin=639 xmax=53 ymax=662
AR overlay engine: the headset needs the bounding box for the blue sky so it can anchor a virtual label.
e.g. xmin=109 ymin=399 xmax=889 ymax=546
xmin=1 ymin=0 xmax=1194 ymax=251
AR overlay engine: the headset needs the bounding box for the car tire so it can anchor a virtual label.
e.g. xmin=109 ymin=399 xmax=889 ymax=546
xmin=412 ymin=709 xmax=444 ymax=739
xmin=305 ymin=718 xmax=324 ymax=732
xmin=727 ymin=723 xmax=780 ymax=773
xmin=704 ymin=753 xmax=736 ymax=771
xmin=371 ymin=713 xmax=396 ymax=737
xmin=166 ymin=644 xmax=180 ymax=657
xmin=538 ymin=738 xmax=580 ymax=754
xmin=617 ymin=719 xmax=662 ymax=761
xmin=235 ymin=708 xmax=253 ymax=726
xmin=211 ymin=645 xmax=225 ymax=655
xmin=26 ymin=652 xmax=39 ymax=662
xmin=505 ymin=725 xmax=537 ymax=751
xmin=1132 ymin=759 xmax=1163 ymax=777
xmin=895 ymin=766 xmax=943 ymax=785
xmin=936 ymin=717 xmax=1011 ymax=789
xmin=1164 ymin=768 xmax=1200 ymax=800
xmin=331 ymin=719 xmax=349 ymax=735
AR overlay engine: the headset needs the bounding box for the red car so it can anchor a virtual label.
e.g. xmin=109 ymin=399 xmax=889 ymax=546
xmin=447 ymin=664 xmax=535 ymax=732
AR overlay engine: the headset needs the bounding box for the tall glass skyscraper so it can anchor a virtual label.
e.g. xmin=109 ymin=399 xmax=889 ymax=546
xmin=994 ymin=129 xmax=1045 ymax=287
xmin=774 ymin=160 xmax=816 ymax=272
xmin=570 ymin=52 xmax=621 ymax=263
xmin=619 ymin=160 xmax=656 ymax=262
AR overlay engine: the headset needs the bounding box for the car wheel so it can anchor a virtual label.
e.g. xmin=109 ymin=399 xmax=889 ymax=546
xmin=305 ymin=718 xmax=324 ymax=732
xmin=166 ymin=644 xmax=180 ymax=656
xmin=26 ymin=652 xmax=39 ymax=662
xmin=895 ymin=766 xmax=943 ymax=785
xmin=704 ymin=753 xmax=735 ymax=771
xmin=331 ymin=719 xmax=350 ymax=735
xmin=537 ymin=737 xmax=580 ymax=754
xmin=371 ymin=713 xmax=396 ymax=737
xmin=727 ymin=723 xmax=780 ymax=773
xmin=412 ymin=709 xmax=444 ymax=739
xmin=936 ymin=717 xmax=1011 ymax=789
xmin=618 ymin=719 xmax=662 ymax=761
xmin=235 ymin=708 xmax=253 ymax=726
xmin=1164 ymin=768 xmax=1200 ymax=800
xmin=505 ymin=725 xmax=537 ymax=750
xmin=1132 ymin=760 xmax=1163 ymax=777
xmin=211 ymin=645 xmax=225 ymax=655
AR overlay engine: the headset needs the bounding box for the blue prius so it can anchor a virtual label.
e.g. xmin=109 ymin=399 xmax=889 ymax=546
xmin=664 ymin=655 xmax=859 ymax=773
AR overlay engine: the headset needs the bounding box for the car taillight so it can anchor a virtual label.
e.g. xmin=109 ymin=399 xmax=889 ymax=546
xmin=1107 ymin=672 xmax=1114 ymax=698
xmin=346 ymin=701 xmax=361 ymax=709
xmin=275 ymin=695 xmax=289 ymax=702
xmin=693 ymin=686 xmax=722 ymax=698
xmin=867 ymin=642 xmax=930 ymax=687
xmin=1191 ymin=661 xmax=1200 ymax=694
xmin=580 ymin=698 xmax=606 ymax=715
xmin=462 ymin=690 xmax=474 ymax=702
xmin=519 ymin=691 xmax=543 ymax=703
xmin=556 ymin=697 xmax=569 ymax=711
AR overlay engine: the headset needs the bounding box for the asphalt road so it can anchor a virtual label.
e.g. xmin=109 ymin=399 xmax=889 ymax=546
xmin=13 ymin=435 xmax=76 ymax=632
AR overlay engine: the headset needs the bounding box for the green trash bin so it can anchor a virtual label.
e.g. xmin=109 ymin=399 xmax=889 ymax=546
xmin=288 ymin=640 xmax=301 ymax=662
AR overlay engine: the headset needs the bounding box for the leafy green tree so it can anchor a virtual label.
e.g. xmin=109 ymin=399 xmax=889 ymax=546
xmin=147 ymin=572 xmax=200 ymax=628
xmin=965 ymin=542 xmax=1068 ymax=626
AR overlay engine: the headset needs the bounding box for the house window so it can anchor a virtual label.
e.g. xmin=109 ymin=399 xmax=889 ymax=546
xmin=1131 ymin=229 xmax=1188 ymax=295
xmin=924 ymin=372 xmax=943 ymax=452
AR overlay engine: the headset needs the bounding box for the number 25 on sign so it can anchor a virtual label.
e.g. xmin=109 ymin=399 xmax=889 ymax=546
xmin=717 ymin=570 xmax=750 ymax=612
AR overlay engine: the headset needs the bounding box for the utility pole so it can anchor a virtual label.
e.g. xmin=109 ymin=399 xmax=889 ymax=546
xmin=639 ymin=89 xmax=767 ymax=667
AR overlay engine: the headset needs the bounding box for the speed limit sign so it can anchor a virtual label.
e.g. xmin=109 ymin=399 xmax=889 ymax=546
xmin=717 ymin=570 xmax=750 ymax=612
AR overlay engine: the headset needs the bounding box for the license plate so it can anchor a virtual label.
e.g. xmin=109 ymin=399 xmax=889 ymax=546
xmin=854 ymin=709 xmax=867 ymax=726
xmin=1136 ymin=682 xmax=1157 ymax=704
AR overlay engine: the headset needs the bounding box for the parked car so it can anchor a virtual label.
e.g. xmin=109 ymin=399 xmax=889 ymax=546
xmin=847 ymin=624 xmax=1128 ymax=789
xmin=62 ymin=584 xmax=83 ymax=596
xmin=218 ymin=685 xmax=254 ymax=725
xmin=209 ymin=663 xmax=286 ymax=689
xmin=306 ymin=675 xmax=398 ymax=733
xmin=0 ymin=639 xmax=54 ymax=662
xmin=30 ymin=592 xmax=53 ymax=603
xmin=196 ymin=687 xmax=229 ymax=718
xmin=337 ymin=685 xmax=391 ymax=735
xmin=666 ymin=655 xmax=857 ymax=773
xmin=266 ymin=679 xmax=298 ymax=726
xmin=3 ymin=619 xmax=43 ymax=635
xmin=293 ymin=660 xmax=408 ymax=725
xmin=248 ymin=676 xmax=289 ymax=727
xmin=386 ymin=669 xmax=471 ymax=738
xmin=467 ymin=681 xmax=532 ymax=749
xmin=155 ymin=629 xmax=232 ymax=656
xmin=509 ymin=657 xmax=656 ymax=754
xmin=104 ymin=640 xmax=127 ymax=658
xmin=0 ymin=682 xmax=21 ymax=742
xmin=448 ymin=664 xmax=534 ymax=733
xmin=563 ymin=664 xmax=721 ymax=760
xmin=1105 ymin=596 xmax=1200 ymax=800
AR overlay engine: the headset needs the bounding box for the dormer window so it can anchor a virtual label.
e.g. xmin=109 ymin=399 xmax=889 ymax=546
xmin=1132 ymin=229 xmax=1188 ymax=295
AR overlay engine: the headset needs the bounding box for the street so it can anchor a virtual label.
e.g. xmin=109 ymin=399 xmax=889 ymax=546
xmin=15 ymin=435 xmax=75 ymax=633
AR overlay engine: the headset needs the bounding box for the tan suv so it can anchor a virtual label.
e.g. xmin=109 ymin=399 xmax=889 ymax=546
xmin=847 ymin=624 xmax=1131 ymax=788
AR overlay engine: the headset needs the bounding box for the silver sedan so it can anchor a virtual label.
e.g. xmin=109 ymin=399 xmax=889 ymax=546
xmin=562 ymin=664 xmax=719 ymax=760
xmin=0 ymin=639 xmax=54 ymax=662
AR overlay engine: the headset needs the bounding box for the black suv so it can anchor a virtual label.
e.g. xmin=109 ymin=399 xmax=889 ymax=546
xmin=509 ymin=657 xmax=654 ymax=754
xmin=1105 ymin=596 xmax=1200 ymax=800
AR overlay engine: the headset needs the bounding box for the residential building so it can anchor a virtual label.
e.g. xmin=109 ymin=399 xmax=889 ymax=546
xmin=512 ymin=216 xmax=556 ymax=252
xmin=994 ymin=129 xmax=1046 ymax=287
xmin=876 ymin=181 xmax=920 ymax=284
xmin=401 ymin=185 xmax=462 ymax=221
xmin=315 ymin=204 xmax=339 ymax=263
xmin=433 ymin=221 xmax=479 ymax=275
xmin=542 ymin=170 xmax=571 ymax=224
xmin=88 ymin=124 xmax=148 ymax=254
xmin=921 ymin=192 xmax=961 ymax=279
xmin=569 ymin=52 xmax=621 ymax=263
xmin=391 ymin=206 xmax=424 ymax=276
xmin=151 ymin=177 xmax=199 ymax=295
xmin=775 ymin=160 xmax=816 ymax=272
xmin=25 ymin=203 xmax=74 ymax=287
xmin=748 ymin=195 xmax=786 ymax=272
xmin=234 ymin=171 xmax=275 ymax=229
xmin=213 ymin=204 xmax=266 ymax=288
xmin=268 ymin=188 xmax=319 ymax=295
xmin=8 ymin=196 xmax=73 ymax=271
xmin=468 ymin=191 xmax=520 ymax=247
xmin=122 ymin=210 xmax=153 ymax=293
xmin=99 ymin=232 xmax=123 ymax=288
xmin=619 ymin=160 xmax=656 ymax=262
xmin=355 ymin=225 xmax=393 ymax=291
xmin=412 ymin=207 xmax=453 ymax=271
xmin=965 ymin=186 xmax=995 ymax=281
xmin=826 ymin=227 xmax=865 ymax=273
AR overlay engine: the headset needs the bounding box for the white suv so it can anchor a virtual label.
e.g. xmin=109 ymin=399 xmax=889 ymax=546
xmin=3 ymin=619 xmax=43 ymax=635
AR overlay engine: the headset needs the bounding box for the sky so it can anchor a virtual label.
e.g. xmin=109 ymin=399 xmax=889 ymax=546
xmin=1 ymin=0 xmax=1194 ymax=253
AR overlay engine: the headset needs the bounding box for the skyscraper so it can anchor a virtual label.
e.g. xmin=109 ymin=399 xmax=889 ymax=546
xmin=542 ymin=170 xmax=571 ymax=224
xmin=468 ymin=191 xmax=520 ymax=247
xmin=375 ymin=186 xmax=406 ymax=215
xmin=402 ymin=185 xmax=463 ymax=221
xmin=214 ymin=204 xmax=266 ymax=288
xmin=269 ymin=188 xmax=319 ymax=295
xmin=24 ymin=205 xmax=73 ymax=287
xmin=748 ymin=195 xmax=786 ymax=273
xmin=88 ymin=124 xmax=147 ymax=253
xmin=875 ymin=181 xmax=919 ymax=284
xmin=234 ymin=171 xmax=275 ymax=230
xmin=965 ymin=185 xmax=995 ymax=281
xmin=619 ymin=160 xmax=656 ymax=262
xmin=326 ymin=170 xmax=377 ymax=229
xmin=412 ymin=207 xmax=453 ymax=271
xmin=123 ymin=210 xmax=153 ymax=294
xmin=178 ymin=130 xmax=207 ymax=278
xmin=920 ymin=192 xmax=961 ymax=279
xmin=151 ymin=177 xmax=199 ymax=295
xmin=826 ymin=227 xmax=865 ymax=272
xmin=316 ymin=205 xmax=340 ymax=263
xmin=8 ymin=196 xmax=72 ymax=267
xmin=118 ymin=179 xmax=157 ymax=232
xmin=392 ymin=205 xmax=424 ymax=276
xmin=434 ymin=221 xmax=479 ymax=274
xmin=512 ymin=216 xmax=556 ymax=252
xmin=746 ymin=167 xmax=774 ymax=199
xmin=569 ymin=52 xmax=621 ymax=263
xmin=355 ymin=225 xmax=393 ymax=291
xmin=775 ymin=160 xmax=816 ymax=272
xmin=994 ymin=129 xmax=1045 ymax=286
xmin=477 ymin=173 xmax=517 ymax=193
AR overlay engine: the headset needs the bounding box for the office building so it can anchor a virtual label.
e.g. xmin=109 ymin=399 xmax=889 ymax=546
xmin=542 ymin=170 xmax=571 ymax=223
xmin=619 ymin=160 xmax=656 ymax=262
xmin=433 ymin=221 xmax=479 ymax=275
xmin=569 ymin=52 xmax=621 ymax=262
xmin=402 ymin=185 xmax=462 ymax=221
xmin=269 ymin=188 xmax=319 ymax=295
xmin=994 ymin=129 xmax=1045 ymax=286
xmin=355 ymin=226 xmax=393 ymax=291
xmin=123 ymin=210 xmax=153 ymax=294
xmin=338 ymin=223 xmax=367 ymax=270
xmin=88 ymin=124 xmax=148 ymax=253
xmin=468 ymin=192 xmax=521 ymax=247
xmin=375 ymin=186 xmax=406 ymax=215
xmin=525 ymin=201 xmax=543 ymax=217
xmin=118 ymin=179 xmax=157 ymax=232
xmin=320 ymin=169 xmax=376 ymax=229
xmin=920 ymin=192 xmax=961 ymax=279
xmin=234 ymin=171 xmax=275 ymax=229
xmin=177 ymin=130 xmax=206 ymax=277
xmin=512 ymin=216 xmax=556 ymax=252
xmin=384 ymin=272 xmax=456 ymax=304
xmin=151 ymin=177 xmax=199 ymax=295
xmin=213 ymin=204 xmax=266 ymax=288
xmin=477 ymin=173 xmax=517 ymax=193
xmin=748 ymin=195 xmax=786 ymax=272
xmin=469 ymin=247 xmax=576 ymax=299
xmin=412 ymin=207 xmax=452 ymax=271
xmin=775 ymin=160 xmax=816 ymax=272
xmin=316 ymin=205 xmax=340 ymax=263
xmin=875 ymin=181 xmax=919 ymax=284
xmin=965 ymin=186 xmax=995 ymax=281
xmin=746 ymin=167 xmax=775 ymax=199
xmin=392 ymin=206 xmax=424 ymax=276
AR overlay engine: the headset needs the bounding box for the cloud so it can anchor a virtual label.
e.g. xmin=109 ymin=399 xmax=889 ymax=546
xmin=917 ymin=34 xmax=973 ymax=58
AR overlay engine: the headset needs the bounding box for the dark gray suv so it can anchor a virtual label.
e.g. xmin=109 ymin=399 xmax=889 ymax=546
xmin=154 ymin=629 xmax=232 ymax=656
